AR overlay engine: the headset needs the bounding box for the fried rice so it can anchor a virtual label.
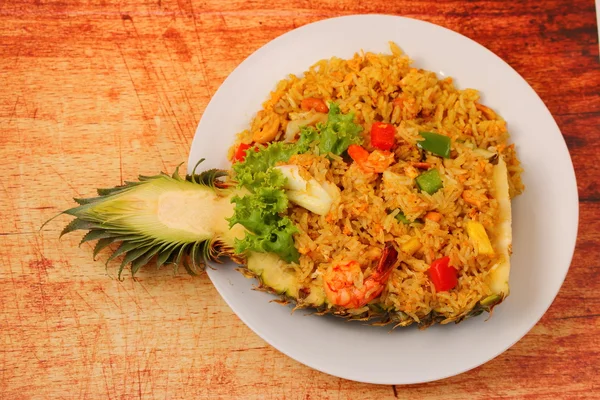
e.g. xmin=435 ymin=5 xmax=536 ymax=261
xmin=229 ymin=42 xmax=524 ymax=324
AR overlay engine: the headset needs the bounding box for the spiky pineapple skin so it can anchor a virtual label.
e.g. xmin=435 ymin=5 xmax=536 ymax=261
xmin=237 ymin=265 xmax=504 ymax=329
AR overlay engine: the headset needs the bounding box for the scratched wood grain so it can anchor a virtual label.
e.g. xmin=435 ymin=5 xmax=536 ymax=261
xmin=1 ymin=0 xmax=599 ymax=399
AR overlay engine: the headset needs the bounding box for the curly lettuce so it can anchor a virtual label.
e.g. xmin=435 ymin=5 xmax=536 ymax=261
xmin=228 ymin=187 xmax=299 ymax=262
xmin=229 ymin=103 xmax=361 ymax=262
xmin=229 ymin=134 xmax=312 ymax=262
xmin=317 ymin=103 xmax=363 ymax=156
xmin=232 ymin=128 xmax=317 ymax=191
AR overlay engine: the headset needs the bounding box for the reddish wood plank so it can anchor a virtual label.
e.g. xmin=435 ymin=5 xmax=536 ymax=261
xmin=0 ymin=0 xmax=598 ymax=398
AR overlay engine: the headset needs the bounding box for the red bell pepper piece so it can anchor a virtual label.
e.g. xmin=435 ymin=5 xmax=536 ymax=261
xmin=428 ymin=256 xmax=458 ymax=292
xmin=370 ymin=122 xmax=396 ymax=151
xmin=233 ymin=143 xmax=255 ymax=162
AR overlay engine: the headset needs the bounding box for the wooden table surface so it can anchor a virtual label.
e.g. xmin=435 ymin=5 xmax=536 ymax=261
xmin=1 ymin=1 xmax=599 ymax=398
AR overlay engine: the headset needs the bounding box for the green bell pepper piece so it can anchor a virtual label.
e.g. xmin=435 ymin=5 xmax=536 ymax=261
xmin=418 ymin=131 xmax=451 ymax=158
xmin=394 ymin=211 xmax=410 ymax=224
xmin=416 ymin=169 xmax=443 ymax=195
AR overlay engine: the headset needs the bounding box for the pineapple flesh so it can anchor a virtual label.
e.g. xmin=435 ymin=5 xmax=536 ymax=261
xmin=487 ymin=156 xmax=512 ymax=297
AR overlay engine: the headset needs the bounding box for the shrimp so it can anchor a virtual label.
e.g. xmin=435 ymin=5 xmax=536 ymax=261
xmin=252 ymin=110 xmax=281 ymax=143
xmin=300 ymin=97 xmax=329 ymax=113
xmin=324 ymin=243 xmax=399 ymax=309
xmin=363 ymin=150 xmax=395 ymax=173
xmin=475 ymin=103 xmax=497 ymax=120
xmin=347 ymin=145 xmax=395 ymax=174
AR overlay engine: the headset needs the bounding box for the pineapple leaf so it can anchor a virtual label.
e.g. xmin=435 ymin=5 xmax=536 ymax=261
xmin=80 ymin=229 xmax=115 ymax=245
xmin=73 ymin=197 xmax=104 ymax=205
xmin=55 ymin=161 xmax=243 ymax=278
xmin=172 ymin=163 xmax=185 ymax=181
xmin=121 ymin=245 xmax=153 ymax=268
xmin=94 ymin=237 xmax=117 ymax=259
xmin=155 ymin=246 xmax=176 ymax=270
xmin=97 ymin=186 xmax=130 ymax=196
xmin=131 ymin=246 xmax=162 ymax=276
xmin=117 ymin=245 xmax=153 ymax=279
xmin=107 ymin=241 xmax=142 ymax=265
xmin=60 ymin=219 xmax=99 ymax=237
xmin=174 ymin=244 xmax=187 ymax=266
xmin=190 ymin=241 xmax=201 ymax=269
xmin=181 ymin=255 xmax=199 ymax=276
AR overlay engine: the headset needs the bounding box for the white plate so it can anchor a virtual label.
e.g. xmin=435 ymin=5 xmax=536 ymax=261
xmin=188 ymin=15 xmax=578 ymax=384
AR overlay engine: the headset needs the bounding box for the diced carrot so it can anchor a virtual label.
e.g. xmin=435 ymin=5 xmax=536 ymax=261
xmin=374 ymin=223 xmax=383 ymax=234
xmin=354 ymin=202 xmax=368 ymax=214
xmin=425 ymin=211 xmax=442 ymax=222
xmin=347 ymin=144 xmax=370 ymax=164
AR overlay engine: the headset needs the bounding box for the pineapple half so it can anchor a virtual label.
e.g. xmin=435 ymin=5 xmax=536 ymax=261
xmin=58 ymin=164 xmax=247 ymax=277
xmin=57 ymin=158 xmax=512 ymax=328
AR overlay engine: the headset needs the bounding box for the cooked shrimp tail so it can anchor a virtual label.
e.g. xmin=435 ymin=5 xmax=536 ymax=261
xmin=376 ymin=242 xmax=399 ymax=281
xmin=324 ymin=242 xmax=399 ymax=309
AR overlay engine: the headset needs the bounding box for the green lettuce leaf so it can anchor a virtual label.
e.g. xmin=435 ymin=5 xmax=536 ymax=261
xmin=233 ymin=217 xmax=299 ymax=263
xmin=230 ymin=135 xmax=308 ymax=262
xmin=229 ymin=187 xmax=298 ymax=262
xmin=229 ymin=187 xmax=288 ymax=233
xmin=232 ymin=143 xmax=291 ymax=191
xmin=318 ymin=103 xmax=363 ymax=156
